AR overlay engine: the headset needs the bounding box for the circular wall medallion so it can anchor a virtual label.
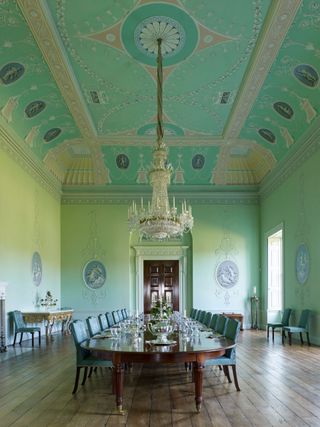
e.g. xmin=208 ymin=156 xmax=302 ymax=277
xmin=216 ymin=260 xmax=239 ymax=289
xmin=295 ymin=243 xmax=310 ymax=285
xmin=121 ymin=4 xmax=198 ymax=66
xmin=32 ymin=251 xmax=42 ymax=287
xmin=83 ymin=260 xmax=106 ymax=290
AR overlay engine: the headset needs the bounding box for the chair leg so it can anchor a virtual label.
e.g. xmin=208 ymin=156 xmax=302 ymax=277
xmin=231 ymin=365 xmax=241 ymax=391
xmin=31 ymin=332 xmax=34 ymax=347
xmin=19 ymin=332 xmax=23 ymax=345
xmin=288 ymin=332 xmax=292 ymax=345
xmin=267 ymin=326 xmax=269 ymax=339
xmin=306 ymin=332 xmax=311 ymax=346
xmin=88 ymin=367 xmax=93 ymax=378
xmin=72 ymin=367 xmax=81 ymax=394
xmin=299 ymin=332 xmax=304 ymax=345
xmin=81 ymin=367 xmax=88 ymax=386
xmin=272 ymin=327 xmax=275 ymax=342
xmin=38 ymin=331 xmax=41 ymax=346
xmin=13 ymin=333 xmax=17 ymax=346
xmin=223 ymin=365 xmax=232 ymax=383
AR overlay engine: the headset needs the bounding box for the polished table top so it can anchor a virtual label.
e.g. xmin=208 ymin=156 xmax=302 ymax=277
xmin=82 ymin=326 xmax=235 ymax=413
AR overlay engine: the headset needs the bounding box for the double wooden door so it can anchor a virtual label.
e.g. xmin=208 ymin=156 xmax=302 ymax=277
xmin=143 ymin=260 xmax=179 ymax=313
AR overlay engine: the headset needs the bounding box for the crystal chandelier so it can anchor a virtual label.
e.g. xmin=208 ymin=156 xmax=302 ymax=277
xmin=128 ymin=39 xmax=194 ymax=240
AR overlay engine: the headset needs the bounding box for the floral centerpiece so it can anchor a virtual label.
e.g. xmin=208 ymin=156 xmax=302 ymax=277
xmin=150 ymin=297 xmax=173 ymax=320
xmin=40 ymin=291 xmax=58 ymax=309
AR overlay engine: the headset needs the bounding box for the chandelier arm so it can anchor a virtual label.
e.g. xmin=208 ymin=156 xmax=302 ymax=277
xmin=156 ymin=38 xmax=164 ymax=146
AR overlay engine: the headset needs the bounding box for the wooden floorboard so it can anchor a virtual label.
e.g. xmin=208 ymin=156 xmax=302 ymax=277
xmin=0 ymin=330 xmax=320 ymax=426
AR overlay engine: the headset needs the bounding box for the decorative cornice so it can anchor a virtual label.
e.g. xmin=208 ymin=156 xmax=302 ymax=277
xmin=61 ymin=185 xmax=259 ymax=205
xmin=17 ymin=0 xmax=96 ymax=139
xmin=260 ymin=115 xmax=320 ymax=199
xmin=224 ymin=0 xmax=302 ymax=138
xmin=0 ymin=119 xmax=61 ymax=199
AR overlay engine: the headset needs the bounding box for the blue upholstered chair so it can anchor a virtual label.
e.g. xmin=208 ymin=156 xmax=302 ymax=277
xmin=266 ymin=308 xmax=292 ymax=341
xmin=198 ymin=310 xmax=206 ymax=323
xmin=12 ymin=310 xmax=41 ymax=347
xmin=205 ymin=318 xmax=241 ymax=391
xmin=121 ymin=309 xmax=127 ymax=320
xmin=112 ymin=310 xmax=120 ymax=324
xmin=117 ymin=309 xmax=124 ymax=322
xmin=203 ymin=312 xmax=212 ymax=327
xmin=106 ymin=312 xmax=115 ymax=327
xmin=98 ymin=314 xmax=109 ymax=331
xmin=215 ymin=315 xmax=228 ymax=336
xmin=70 ymin=320 xmax=113 ymax=394
xmin=86 ymin=316 xmax=101 ymax=337
xmin=282 ymin=309 xmax=311 ymax=345
xmin=209 ymin=313 xmax=219 ymax=331
xmin=195 ymin=310 xmax=203 ymax=321
xmin=191 ymin=309 xmax=198 ymax=320
xmin=190 ymin=308 xmax=196 ymax=319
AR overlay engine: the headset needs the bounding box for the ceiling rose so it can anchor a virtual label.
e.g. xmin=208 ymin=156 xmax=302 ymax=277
xmin=121 ymin=3 xmax=198 ymax=66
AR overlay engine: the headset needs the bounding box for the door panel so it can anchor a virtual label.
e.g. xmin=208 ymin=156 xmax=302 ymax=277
xmin=144 ymin=260 xmax=179 ymax=313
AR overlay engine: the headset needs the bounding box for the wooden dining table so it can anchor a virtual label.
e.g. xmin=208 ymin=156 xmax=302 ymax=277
xmin=82 ymin=326 xmax=235 ymax=414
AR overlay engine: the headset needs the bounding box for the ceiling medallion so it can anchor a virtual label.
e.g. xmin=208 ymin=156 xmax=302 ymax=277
xmin=135 ymin=16 xmax=185 ymax=58
xmin=128 ymin=39 xmax=193 ymax=241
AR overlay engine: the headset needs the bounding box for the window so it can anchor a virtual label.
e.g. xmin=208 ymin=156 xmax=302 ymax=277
xmin=267 ymin=229 xmax=283 ymax=311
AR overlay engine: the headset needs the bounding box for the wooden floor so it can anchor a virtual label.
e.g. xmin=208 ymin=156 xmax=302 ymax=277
xmin=1 ymin=330 xmax=320 ymax=427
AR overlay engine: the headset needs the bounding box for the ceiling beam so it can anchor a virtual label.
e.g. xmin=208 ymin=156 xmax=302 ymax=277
xmin=224 ymin=0 xmax=302 ymax=138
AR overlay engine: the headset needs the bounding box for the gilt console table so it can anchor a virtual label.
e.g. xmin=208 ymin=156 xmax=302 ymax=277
xmin=22 ymin=309 xmax=73 ymax=337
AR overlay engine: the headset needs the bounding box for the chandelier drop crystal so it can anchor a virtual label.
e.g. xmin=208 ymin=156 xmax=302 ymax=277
xmin=128 ymin=38 xmax=194 ymax=240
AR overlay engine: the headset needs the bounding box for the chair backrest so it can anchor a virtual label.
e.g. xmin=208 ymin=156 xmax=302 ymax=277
xmin=198 ymin=310 xmax=206 ymax=323
xmin=86 ymin=316 xmax=101 ymax=337
xmin=121 ymin=309 xmax=127 ymax=320
xmin=203 ymin=312 xmax=212 ymax=327
xmin=224 ymin=318 xmax=241 ymax=360
xmin=195 ymin=310 xmax=202 ymax=321
xmin=98 ymin=314 xmax=108 ymax=331
xmin=123 ymin=308 xmax=128 ymax=319
xmin=281 ymin=308 xmax=292 ymax=326
xmin=190 ymin=308 xmax=196 ymax=319
xmin=112 ymin=310 xmax=120 ymax=324
xmin=106 ymin=312 xmax=114 ymax=327
xmin=215 ymin=315 xmax=228 ymax=335
xmin=209 ymin=313 xmax=218 ymax=330
xmin=298 ymin=309 xmax=311 ymax=328
xmin=117 ymin=309 xmax=124 ymax=321
xmin=12 ymin=310 xmax=26 ymax=330
xmin=70 ymin=320 xmax=90 ymax=362
xmin=192 ymin=309 xmax=198 ymax=320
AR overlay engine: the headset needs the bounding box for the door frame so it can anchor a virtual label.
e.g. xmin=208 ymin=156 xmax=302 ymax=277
xmin=133 ymin=245 xmax=189 ymax=314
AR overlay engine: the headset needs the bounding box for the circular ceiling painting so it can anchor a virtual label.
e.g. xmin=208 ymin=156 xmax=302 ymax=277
xmin=121 ymin=4 xmax=198 ymax=66
xmin=216 ymin=260 xmax=239 ymax=289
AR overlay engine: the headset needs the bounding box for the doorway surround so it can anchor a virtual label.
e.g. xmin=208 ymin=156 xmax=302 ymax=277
xmin=133 ymin=246 xmax=189 ymax=314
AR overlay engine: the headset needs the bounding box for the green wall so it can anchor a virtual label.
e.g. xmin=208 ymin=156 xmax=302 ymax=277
xmin=0 ymin=146 xmax=61 ymax=338
xmin=260 ymin=149 xmax=320 ymax=344
xmin=192 ymin=204 xmax=260 ymax=328
xmin=61 ymin=204 xmax=131 ymax=320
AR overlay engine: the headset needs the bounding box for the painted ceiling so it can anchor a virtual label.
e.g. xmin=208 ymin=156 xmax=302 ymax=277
xmin=0 ymin=0 xmax=319 ymax=197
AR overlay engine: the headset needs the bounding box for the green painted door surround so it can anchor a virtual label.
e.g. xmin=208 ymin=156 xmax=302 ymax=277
xmin=260 ymin=148 xmax=320 ymax=345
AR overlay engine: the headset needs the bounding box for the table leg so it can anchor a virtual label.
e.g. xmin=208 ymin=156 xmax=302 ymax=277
xmin=114 ymin=361 xmax=126 ymax=415
xmin=193 ymin=361 xmax=204 ymax=413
